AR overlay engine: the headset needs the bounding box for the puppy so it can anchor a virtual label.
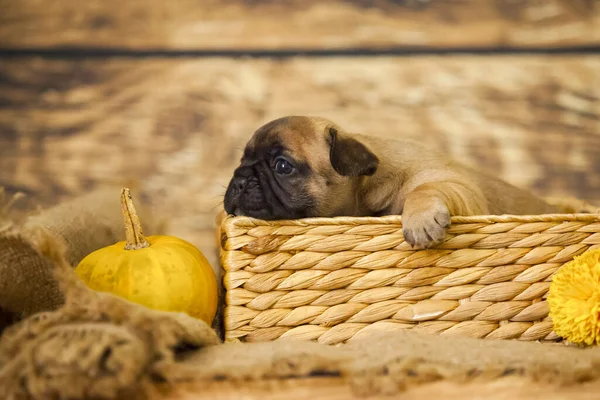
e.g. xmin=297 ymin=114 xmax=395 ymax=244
xmin=223 ymin=116 xmax=563 ymax=249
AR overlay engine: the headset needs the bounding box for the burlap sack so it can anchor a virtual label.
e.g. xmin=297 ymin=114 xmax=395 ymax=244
xmin=166 ymin=331 xmax=600 ymax=396
xmin=0 ymin=186 xmax=161 ymax=324
xmin=0 ymin=187 xmax=220 ymax=399
xmin=1 ymin=188 xmax=600 ymax=400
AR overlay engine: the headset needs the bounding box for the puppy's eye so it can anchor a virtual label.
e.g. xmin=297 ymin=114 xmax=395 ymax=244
xmin=274 ymin=158 xmax=294 ymax=175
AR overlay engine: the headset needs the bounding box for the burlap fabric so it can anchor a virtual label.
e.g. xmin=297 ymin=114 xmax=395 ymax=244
xmin=1 ymin=188 xmax=600 ymax=400
xmin=0 ymin=187 xmax=220 ymax=399
xmin=0 ymin=187 xmax=151 ymax=323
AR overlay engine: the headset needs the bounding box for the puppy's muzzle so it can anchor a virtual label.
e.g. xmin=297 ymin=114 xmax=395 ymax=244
xmin=224 ymin=165 xmax=266 ymax=216
xmin=224 ymin=175 xmax=246 ymax=215
xmin=231 ymin=177 xmax=248 ymax=195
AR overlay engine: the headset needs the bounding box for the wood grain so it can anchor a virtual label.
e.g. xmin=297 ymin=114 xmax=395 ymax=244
xmin=1 ymin=0 xmax=598 ymax=50
xmin=153 ymin=377 xmax=600 ymax=400
xmin=1 ymin=55 xmax=598 ymax=272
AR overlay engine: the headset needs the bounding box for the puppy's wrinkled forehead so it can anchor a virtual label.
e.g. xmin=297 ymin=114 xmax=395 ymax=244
xmin=246 ymin=116 xmax=334 ymax=168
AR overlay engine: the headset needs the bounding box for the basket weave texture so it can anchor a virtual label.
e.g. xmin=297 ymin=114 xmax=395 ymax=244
xmin=219 ymin=212 xmax=600 ymax=345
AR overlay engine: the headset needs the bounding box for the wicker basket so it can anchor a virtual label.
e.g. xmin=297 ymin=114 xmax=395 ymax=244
xmin=218 ymin=208 xmax=600 ymax=345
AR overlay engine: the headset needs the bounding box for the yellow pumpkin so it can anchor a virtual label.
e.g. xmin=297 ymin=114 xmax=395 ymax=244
xmin=75 ymin=187 xmax=218 ymax=325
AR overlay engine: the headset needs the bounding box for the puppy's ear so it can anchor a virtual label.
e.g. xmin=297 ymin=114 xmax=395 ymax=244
xmin=328 ymin=127 xmax=379 ymax=177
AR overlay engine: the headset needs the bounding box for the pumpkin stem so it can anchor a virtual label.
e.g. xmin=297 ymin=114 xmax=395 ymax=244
xmin=121 ymin=187 xmax=150 ymax=250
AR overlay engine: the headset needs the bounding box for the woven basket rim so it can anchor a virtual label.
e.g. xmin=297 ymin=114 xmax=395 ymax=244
xmin=220 ymin=212 xmax=600 ymax=229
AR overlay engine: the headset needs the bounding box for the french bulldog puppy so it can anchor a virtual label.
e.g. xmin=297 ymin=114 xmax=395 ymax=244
xmin=223 ymin=116 xmax=562 ymax=249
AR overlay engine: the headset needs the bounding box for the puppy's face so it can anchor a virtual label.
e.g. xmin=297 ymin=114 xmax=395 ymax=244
xmin=223 ymin=116 xmax=379 ymax=220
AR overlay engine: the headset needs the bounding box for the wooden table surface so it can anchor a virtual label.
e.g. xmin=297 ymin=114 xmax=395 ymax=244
xmin=154 ymin=377 xmax=600 ymax=400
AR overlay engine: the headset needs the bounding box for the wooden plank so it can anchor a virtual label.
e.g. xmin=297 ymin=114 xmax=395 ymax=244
xmin=0 ymin=0 xmax=598 ymax=51
xmin=153 ymin=376 xmax=600 ymax=400
xmin=0 ymin=55 xmax=599 ymax=271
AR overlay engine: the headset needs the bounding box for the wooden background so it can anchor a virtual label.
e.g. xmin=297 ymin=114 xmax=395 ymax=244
xmin=1 ymin=0 xmax=599 ymax=274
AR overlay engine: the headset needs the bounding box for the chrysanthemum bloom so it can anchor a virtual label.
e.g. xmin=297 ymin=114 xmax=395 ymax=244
xmin=548 ymin=249 xmax=600 ymax=346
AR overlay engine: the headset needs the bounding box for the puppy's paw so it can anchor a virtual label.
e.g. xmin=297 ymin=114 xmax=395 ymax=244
xmin=402 ymin=199 xmax=450 ymax=249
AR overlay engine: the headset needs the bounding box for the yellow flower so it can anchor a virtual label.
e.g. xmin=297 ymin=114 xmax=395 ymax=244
xmin=548 ymin=249 xmax=600 ymax=346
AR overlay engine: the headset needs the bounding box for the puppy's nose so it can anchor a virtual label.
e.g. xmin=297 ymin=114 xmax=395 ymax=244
xmin=234 ymin=177 xmax=248 ymax=192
